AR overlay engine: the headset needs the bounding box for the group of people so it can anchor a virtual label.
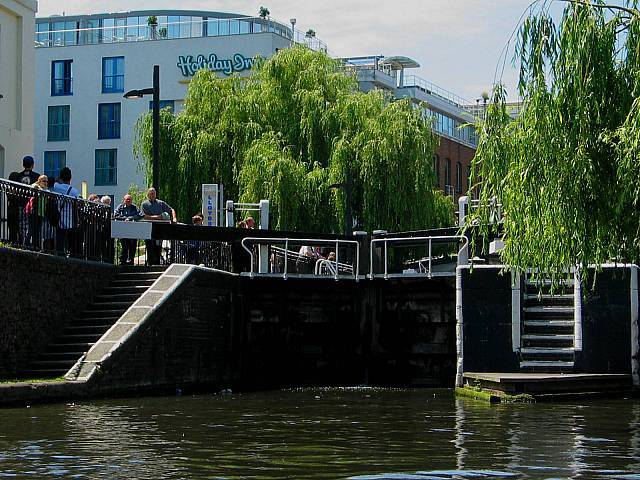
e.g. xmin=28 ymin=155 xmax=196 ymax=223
xmin=4 ymin=155 xmax=182 ymax=265
xmin=6 ymin=156 xmax=83 ymax=253
xmin=113 ymin=187 xmax=177 ymax=265
xmin=296 ymin=245 xmax=337 ymax=274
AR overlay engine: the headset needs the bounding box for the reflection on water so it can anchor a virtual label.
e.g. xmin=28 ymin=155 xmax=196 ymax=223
xmin=0 ymin=389 xmax=638 ymax=479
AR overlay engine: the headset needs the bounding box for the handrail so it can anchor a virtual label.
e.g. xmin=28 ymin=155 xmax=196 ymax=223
xmin=35 ymin=15 xmax=328 ymax=53
xmin=241 ymin=237 xmax=360 ymax=280
xmin=369 ymin=235 xmax=468 ymax=279
xmin=314 ymin=258 xmax=354 ymax=276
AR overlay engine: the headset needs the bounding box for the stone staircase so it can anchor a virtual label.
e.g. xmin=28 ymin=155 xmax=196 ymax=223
xmin=520 ymin=277 xmax=576 ymax=372
xmin=20 ymin=266 xmax=165 ymax=378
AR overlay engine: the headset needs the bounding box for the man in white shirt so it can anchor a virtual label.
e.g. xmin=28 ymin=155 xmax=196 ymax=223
xmin=52 ymin=167 xmax=80 ymax=255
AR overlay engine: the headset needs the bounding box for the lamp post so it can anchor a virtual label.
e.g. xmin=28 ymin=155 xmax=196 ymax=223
xmin=124 ymin=64 xmax=160 ymax=196
xmin=329 ymin=175 xmax=352 ymax=236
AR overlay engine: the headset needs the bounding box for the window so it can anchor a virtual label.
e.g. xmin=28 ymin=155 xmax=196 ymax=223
xmin=456 ymin=161 xmax=462 ymax=193
xmin=102 ymin=57 xmax=124 ymax=93
xmin=433 ymin=154 xmax=440 ymax=187
xmin=51 ymin=60 xmax=72 ymax=96
xmin=148 ymin=100 xmax=175 ymax=113
xmin=98 ymin=103 xmax=121 ymax=139
xmin=44 ymin=151 xmax=66 ymax=180
xmin=47 ymin=105 xmax=70 ymax=141
xmin=95 ymin=149 xmax=117 ymax=185
xmin=445 ymin=158 xmax=451 ymax=187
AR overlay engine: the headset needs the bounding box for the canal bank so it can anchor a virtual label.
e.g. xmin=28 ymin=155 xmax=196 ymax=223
xmin=1 ymin=226 xmax=638 ymax=405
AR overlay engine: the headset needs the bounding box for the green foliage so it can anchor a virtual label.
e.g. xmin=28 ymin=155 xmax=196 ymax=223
xmin=470 ymin=1 xmax=640 ymax=274
xmin=259 ymin=6 xmax=270 ymax=18
xmin=134 ymin=46 xmax=453 ymax=232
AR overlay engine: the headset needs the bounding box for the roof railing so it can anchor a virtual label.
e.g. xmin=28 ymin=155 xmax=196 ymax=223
xmin=35 ymin=15 xmax=328 ymax=52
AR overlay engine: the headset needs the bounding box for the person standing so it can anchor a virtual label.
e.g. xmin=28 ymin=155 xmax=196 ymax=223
xmin=141 ymin=187 xmax=176 ymax=265
xmin=52 ymin=167 xmax=80 ymax=256
xmin=114 ymin=194 xmax=143 ymax=265
xmin=7 ymin=156 xmax=40 ymax=244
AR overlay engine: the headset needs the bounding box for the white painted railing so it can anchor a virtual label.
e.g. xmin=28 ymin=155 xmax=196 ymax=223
xmin=241 ymin=237 xmax=360 ymax=280
xmin=369 ymin=235 xmax=468 ymax=279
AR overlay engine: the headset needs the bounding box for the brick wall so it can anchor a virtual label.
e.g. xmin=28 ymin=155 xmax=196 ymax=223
xmin=0 ymin=247 xmax=116 ymax=376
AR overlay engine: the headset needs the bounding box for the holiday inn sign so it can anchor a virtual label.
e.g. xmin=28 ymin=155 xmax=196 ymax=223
xmin=177 ymin=53 xmax=255 ymax=77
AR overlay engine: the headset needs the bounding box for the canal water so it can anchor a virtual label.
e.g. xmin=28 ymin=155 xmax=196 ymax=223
xmin=0 ymin=388 xmax=639 ymax=479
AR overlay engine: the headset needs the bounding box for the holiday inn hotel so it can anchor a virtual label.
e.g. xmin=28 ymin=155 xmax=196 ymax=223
xmin=34 ymin=9 xmax=475 ymax=202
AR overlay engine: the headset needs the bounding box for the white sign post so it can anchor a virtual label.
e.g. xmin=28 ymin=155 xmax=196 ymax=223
xmin=202 ymin=184 xmax=221 ymax=226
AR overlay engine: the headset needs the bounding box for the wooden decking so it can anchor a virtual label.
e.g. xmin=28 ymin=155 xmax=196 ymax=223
xmin=461 ymin=372 xmax=634 ymax=400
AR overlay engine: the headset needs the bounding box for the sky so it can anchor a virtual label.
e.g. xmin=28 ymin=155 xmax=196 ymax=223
xmin=36 ymin=0 xmax=567 ymax=102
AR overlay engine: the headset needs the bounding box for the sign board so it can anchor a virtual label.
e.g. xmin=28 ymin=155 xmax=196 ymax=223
xmin=177 ymin=54 xmax=254 ymax=77
xmin=202 ymin=184 xmax=221 ymax=227
xmin=111 ymin=220 xmax=152 ymax=240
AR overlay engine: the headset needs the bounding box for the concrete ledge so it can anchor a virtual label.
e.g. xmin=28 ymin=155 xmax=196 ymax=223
xmin=0 ymin=380 xmax=88 ymax=407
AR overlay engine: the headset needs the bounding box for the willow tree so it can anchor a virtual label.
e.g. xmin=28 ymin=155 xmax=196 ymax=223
xmin=470 ymin=0 xmax=640 ymax=275
xmin=135 ymin=46 xmax=453 ymax=232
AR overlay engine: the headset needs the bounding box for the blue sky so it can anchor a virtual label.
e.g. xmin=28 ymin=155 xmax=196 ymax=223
xmin=37 ymin=0 xmax=568 ymax=102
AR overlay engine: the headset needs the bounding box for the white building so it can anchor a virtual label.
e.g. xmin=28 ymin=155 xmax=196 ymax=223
xmin=34 ymin=10 xmax=324 ymax=202
xmin=0 ymin=0 xmax=37 ymax=177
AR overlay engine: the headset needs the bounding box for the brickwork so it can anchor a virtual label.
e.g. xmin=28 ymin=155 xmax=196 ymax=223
xmin=434 ymin=136 xmax=476 ymax=203
xmin=0 ymin=247 xmax=116 ymax=376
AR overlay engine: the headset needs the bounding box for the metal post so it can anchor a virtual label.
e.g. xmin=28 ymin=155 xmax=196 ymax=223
xmin=225 ymin=200 xmax=234 ymax=227
xmin=455 ymin=266 xmax=464 ymax=387
xmin=384 ymin=240 xmax=388 ymax=279
xmin=631 ymin=266 xmax=639 ymax=387
xmin=458 ymin=195 xmax=469 ymax=228
xmin=283 ymin=239 xmax=288 ymax=280
xmin=574 ymin=269 xmax=583 ymax=352
xmin=428 ymin=238 xmax=432 ymax=278
xmin=511 ymin=270 xmax=521 ymax=352
xmin=258 ymin=200 xmax=270 ymax=273
xmin=152 ymin=65 xmax=160 ymax=196
xmin=335 ymin=239 xmax=339 ymax=281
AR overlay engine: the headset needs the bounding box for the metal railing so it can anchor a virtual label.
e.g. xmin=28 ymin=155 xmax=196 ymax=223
xmin=35 ymin=15 xmax=328 ymax=53
xmin=369 ymin=235 xmax=468 ymax=279
xmin=241 ymin=237 xmax=360 ymax=280
xmin=315 ymin=258 xmax=354 ymax=276
xmin=0 ymin=178 xmax=113 ymax=262
xmin=402 ymin=75 xmax=474 ymax=112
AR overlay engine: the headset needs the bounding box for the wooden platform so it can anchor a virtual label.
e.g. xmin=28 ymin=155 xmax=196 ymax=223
xmin=462 ymin=372 xmax=634 ymax=400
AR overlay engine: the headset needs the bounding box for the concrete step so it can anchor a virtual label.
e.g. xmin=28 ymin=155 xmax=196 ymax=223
xmin=29 ymin=359 xmax=77 ymax=368
xmin=37 ymin=352 xmax=83 ymax=362
xmin=524 ymin=294 xmax=573 ymax=307
xmin=110 ymin=279 xmax=156 ymax=288
xmin=19 ymin=368 xmax=68 ymax=378
xmin=81 ymin=309 xmax=127 ymax=319
xmin=118 ymin=265 xmax=167 ymax=273
xmin=115 ymin=272 xmax=163 ymax=281
xmin=102 ymin=285 xmax=150 ymax=295
xmin=85 ymin=301 xmax=134 ymax=311
xmin=520 ymin=360 xmax=574 ymax=372
xmin=46 ymin=342 xmax=93 ymax=353
xmin=63 ymin=325 xmax=112 ymax=335
xmin=523 ymin=306 xmax=574 ymax=317
xmin=55 ymin=333 xmax=104 ymax=344
xmin=94 ymin=293 xmax=141 ymax=303
xmin=522 ymin=334 xmax=574 ymax=347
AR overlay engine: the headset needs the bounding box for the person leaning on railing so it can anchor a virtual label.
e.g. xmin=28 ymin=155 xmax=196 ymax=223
xmin=52 ymin=167 xmax=80 ymax=256
xmin=114 ymin=194 xmax=143 ymax=265
xmin=27 ymin=175 xmax=55 ymax=251
xmin=141 ymin=187 xmax=176 ymax=266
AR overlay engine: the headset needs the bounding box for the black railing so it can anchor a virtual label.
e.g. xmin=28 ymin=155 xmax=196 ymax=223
xmin=0 ymin=178 xmax=113 ymax=262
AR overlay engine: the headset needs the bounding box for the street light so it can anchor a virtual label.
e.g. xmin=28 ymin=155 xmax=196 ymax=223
xmin=124 ymin=64 xmax=160 ymax=196
xmin=329 ymin=176 xmax=352 ymax=236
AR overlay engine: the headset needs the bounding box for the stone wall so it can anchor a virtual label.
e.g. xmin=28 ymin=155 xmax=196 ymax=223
xmin=0 ymin=247 xmax=116 ymax=376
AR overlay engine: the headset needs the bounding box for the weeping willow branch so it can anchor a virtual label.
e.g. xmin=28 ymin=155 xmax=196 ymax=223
xmin=134 ymin=46 xmax=454 ymax=232
xmin=470 ymin=0 xmax=640 ymax=275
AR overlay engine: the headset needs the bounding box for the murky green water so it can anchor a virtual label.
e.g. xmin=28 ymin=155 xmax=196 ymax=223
xmin=0 ymin=388 xmax=639 ymax=479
